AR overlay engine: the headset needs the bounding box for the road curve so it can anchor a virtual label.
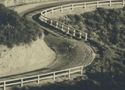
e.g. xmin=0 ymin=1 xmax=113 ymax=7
xmin=0 ymin=1 xmax=124 ymax=90
xmin=0 ymin=1 xmax=95 ymax=81
xmin=24 ymin=1 xmax=95 ymax=77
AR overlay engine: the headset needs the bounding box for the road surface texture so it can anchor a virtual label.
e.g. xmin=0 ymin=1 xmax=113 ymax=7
xmin=0 ymin=0 xmax=95 ymax=83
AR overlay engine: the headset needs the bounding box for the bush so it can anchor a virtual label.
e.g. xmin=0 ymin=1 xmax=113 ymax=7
xmin=0 ymin=4 xmax=42 ymax=48
xmin=58 ymin=7 xmax=125 ymax=89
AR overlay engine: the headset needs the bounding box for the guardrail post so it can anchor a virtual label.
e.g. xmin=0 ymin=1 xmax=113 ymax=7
xmin=96 ymin=1 xmax=99 ymax=7
xmin=66 ymin=27 xmax=70 ymax=34
xmin=61 ymin=25 xmax=64 ymax=31
xmin=60 ymin=6 xmax=63 ymax=12
xmin=123 ymin=0 xmax=125 ymax=6
xmin=53 ymin=72 xmax=56 ymax=81
xmin=40 ymin=16 xmax=44 ymax=22
xmin=109 ymin=0 xmax=112 ymax=7
xmin=56 ymin=22 xmax=58 ymax=28
xmin=84 ymin=3 xmax=87 ymax=9
xmin=44 ymin=17 xmax=47 ymax=23
xmin=85 ymin=33 xmax=88 ymax=41
xmin=41 ymin=12 xmax=44 ymax=16
xmin=44 ymin=10 xmax=47 ymax=17
xmin=37 ymin=75 xmax=40 ymax=84
xmin=81 ymin=66 xmax=84 ymax=76
xmin=71 ymin=4 xmax=74 ymax=10
xmin=21 ymin=78 xmax=23 ymax=87
xmin=3 ymin=81 xmax=6 ymax=90
xmin=79 ymin=32 xmax=82 ymax=39
xmin=73 ymin=30 xmax=76 ymax=36
xmin=68 ymin=69 xmax=71 ymax=79
xmin=50 ymin=20 xmax=53 ymax=25
xmin=51 ymin=8 xmax=53 ymax=14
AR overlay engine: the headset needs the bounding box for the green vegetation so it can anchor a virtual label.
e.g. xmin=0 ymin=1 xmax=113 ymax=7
xmin=0 ymin=4 xmax=42 ymax=48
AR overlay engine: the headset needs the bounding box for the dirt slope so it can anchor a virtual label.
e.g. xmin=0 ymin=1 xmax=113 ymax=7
xmin=0 ymin=38 xmax=56 ymax=77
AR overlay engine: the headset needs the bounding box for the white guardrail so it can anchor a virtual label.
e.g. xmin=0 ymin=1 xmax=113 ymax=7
xmin=0 ymin=66 xmax=84 ymax=90
xmin=39 ymin=0 xmax=124 ymax=41
xmin=0 ymin=0 xmax=124 ymax=90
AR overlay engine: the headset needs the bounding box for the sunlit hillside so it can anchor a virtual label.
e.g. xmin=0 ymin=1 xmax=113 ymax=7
xmin=0 ymin=4 xmax=55 ymax=77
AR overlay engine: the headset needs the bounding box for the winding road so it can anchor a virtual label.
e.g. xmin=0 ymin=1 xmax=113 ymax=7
xmin=0 ymin=0 xmax=96 ymax=82
xmin=25 ymin=1 xmax=95 ymax=72
xmin=0 ymin=0 xmax=124 ymax=90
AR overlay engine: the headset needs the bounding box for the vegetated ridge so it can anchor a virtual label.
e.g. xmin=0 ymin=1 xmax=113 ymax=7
xmin=0 ymin=4 xmax=42 ymax=48
xmin=11 ymin=2 xmax=125 ymax=90
xmin=0 ymin=4 xmax=56 ymax=77
xmin=51 ymin=7 xmax=125 ymax=89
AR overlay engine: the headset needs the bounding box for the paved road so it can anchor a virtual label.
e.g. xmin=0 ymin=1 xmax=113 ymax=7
xmin=0 ymin=1 xmax=95 ymax=81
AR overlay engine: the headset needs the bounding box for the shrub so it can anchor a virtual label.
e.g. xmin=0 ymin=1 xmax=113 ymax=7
xmin=0 ymin=4 xmax=42 ymax=48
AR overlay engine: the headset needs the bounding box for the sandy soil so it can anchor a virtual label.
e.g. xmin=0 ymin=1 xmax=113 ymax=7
xmin=0 ymin=38 xmax=56 ymax=77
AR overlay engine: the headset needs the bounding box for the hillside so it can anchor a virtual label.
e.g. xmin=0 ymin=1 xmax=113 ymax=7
xmin=0 ymin=4 xmax=42 ymax=47
xmin=0 ymin=38 xmax=56 ymax=77
xmin=0 ymin=4 xmax=56 ymax=77
xmin=56 ymin=7 xmax=125 ymax=89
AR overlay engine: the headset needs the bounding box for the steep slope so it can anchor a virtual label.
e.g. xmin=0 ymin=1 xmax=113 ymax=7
xmin=58 ymin=7 xmax=125 ymax=89
xmin=0 ymin=4 xmax=56 ymax=77
xmin=0 ymin=38 xmax=56 ymax=77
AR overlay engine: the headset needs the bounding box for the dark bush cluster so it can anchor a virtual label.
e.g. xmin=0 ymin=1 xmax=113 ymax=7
xmin=58 ymin=7 xmax=125 ymax=90
xmin=0 ymin=4 xmax=42 ymax=48
xmin=83 ymin=7 xmax=125 ymax=47
xmin=59 ymin=7 xmax=125 ymax=48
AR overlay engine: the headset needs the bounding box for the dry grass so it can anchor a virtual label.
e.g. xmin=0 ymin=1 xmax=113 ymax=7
xmin=0 ymin=38 xmax=56 ymax=77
